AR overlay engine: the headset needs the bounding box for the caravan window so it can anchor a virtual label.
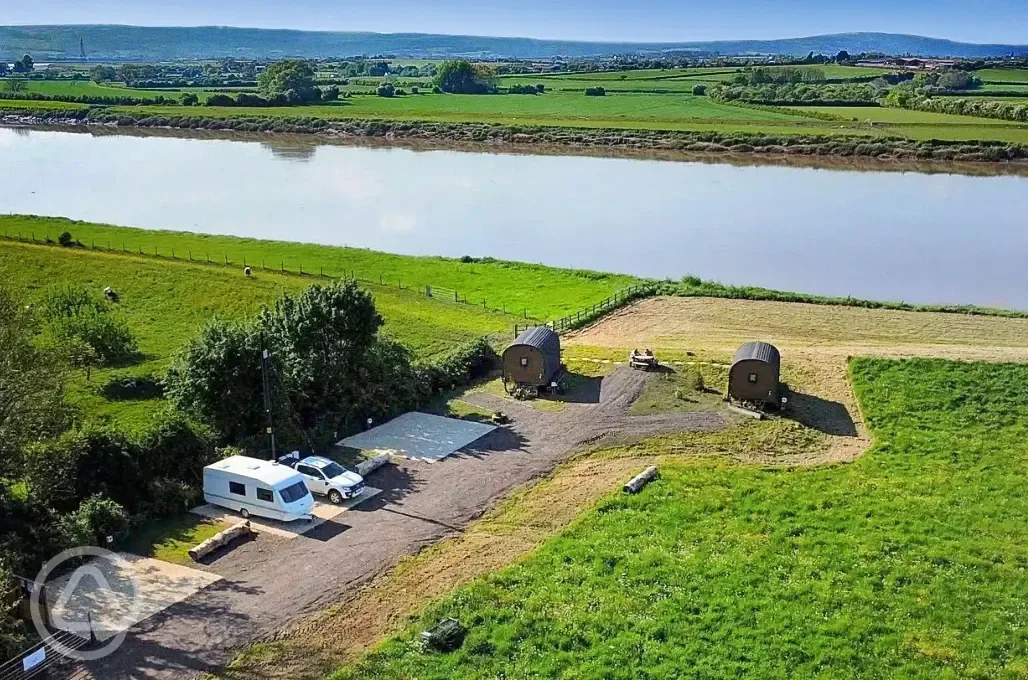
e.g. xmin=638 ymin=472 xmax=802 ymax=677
xmin=229 ymin=481 xmax=246 ymax=496
xmin=256 ymin=488 xmax=274 ymax=503
xmin=279 ymin=481 xmax=310 ymax=504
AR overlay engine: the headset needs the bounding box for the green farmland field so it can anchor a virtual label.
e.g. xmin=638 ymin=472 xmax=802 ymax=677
xmin=333 ymin=358 xmax=1028 ymax=679
xmin=796 ymin=105 xmax=1023 ymax=125
xmin=974 ymin=68 xmax=1028 ymax=83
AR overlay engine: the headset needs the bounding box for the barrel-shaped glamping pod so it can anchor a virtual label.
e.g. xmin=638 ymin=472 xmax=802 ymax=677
xmin=502 ymin=327 xmax=563 ymax=396
xmin=727 ymin=341 xmax=781 ymax=406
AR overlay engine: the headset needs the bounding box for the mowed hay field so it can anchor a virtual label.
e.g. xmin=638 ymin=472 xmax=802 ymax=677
xmin=0 ymin=239 xmax=513 ymax=429
xmin=332 ymin=356 xmax=1028 ymax=679
xmin=567 ymin=296 xmax=1028 ymax=461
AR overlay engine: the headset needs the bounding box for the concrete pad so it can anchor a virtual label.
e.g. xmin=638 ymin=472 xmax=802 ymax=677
xmin=339 ymin=412 xmax=496 ymax=462
xmin=190 ymin=487 xmax=382 ymax=539
xmin=48 ymin=553 xmax=221 ymax=642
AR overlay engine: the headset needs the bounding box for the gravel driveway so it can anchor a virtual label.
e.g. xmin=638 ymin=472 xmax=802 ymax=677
xmin=83 ymin=366 xmax=724 ymax=679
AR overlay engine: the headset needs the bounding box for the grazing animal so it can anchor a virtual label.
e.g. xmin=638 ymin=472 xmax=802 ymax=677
xmin=244 ymin=266 xmax=252 ymax=278
xmin=103 ymin=287 xmax=119 ymax=302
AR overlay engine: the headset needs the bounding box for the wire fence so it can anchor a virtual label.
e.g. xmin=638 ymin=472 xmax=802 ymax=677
xmin=514 ymin=282 xmax=656 ymax=338
xmin=1 ymin=231 xmax=543 ymax=321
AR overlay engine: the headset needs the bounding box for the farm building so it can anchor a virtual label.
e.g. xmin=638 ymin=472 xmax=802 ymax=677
xmin=502 ymin=327 xmax=564 ymax=396
xmin=727 ymin=341 xmax=781 ymax=406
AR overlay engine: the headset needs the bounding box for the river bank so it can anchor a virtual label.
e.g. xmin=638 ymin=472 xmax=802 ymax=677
xmin=5 ymin=108 xmax=1028 ymax=166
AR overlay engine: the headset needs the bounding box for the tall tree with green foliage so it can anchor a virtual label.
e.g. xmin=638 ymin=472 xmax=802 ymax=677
xmin=257 ymin=60 xmax=319 ymax=103
xmin=434 ymin=60 xmax=493 ymax=94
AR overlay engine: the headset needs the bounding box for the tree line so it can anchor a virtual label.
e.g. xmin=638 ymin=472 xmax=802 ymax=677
xmin=708 ymin=82 xmax=881 ymax=106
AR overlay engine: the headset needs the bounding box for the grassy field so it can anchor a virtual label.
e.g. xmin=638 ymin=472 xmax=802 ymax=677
xmin=974 ymin=68 xmax=1028 ymax=83
xmin=0 ymin=216 xmax=638 ymax=321
xmin=0 ymin=235 xmax=518 ymax=429
xmin=3 ymin=64 xmax=1028 ymax=148
xmin=124 ymin=515 xmax=226 ymax=566
xmin=331 ymin=357 xmax=1028 ymax=679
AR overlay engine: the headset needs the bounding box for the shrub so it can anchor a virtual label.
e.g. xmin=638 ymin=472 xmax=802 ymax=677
xmin=377 ymin=83 xmax=395 ymax=98
xmin=42 ymin=287 xmax=137 ymax=366
xmin=205 ymin=93 xmax=237 ymax=107
xmin=144 ymin=478 xmax=201 ymax=518
xmin=60 ymin=495 xmax=129 ymax=548
xmin=692 ymin=84 xmax=707 ymax=95
xmin=585 ymin=87 xmax=606 ymax=97
xmin=180 ymin=92 xmax=199 ymax=106
xmin=58 ymin=231 xmax=74 ymax=247
xmin=419 ymin=337 xmax=499 ymax=393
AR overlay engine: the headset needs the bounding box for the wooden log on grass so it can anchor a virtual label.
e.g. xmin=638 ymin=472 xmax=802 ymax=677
xmin=188 ymin=520 xmax=252 ymax=561
xmin=623 ymin=466 xmax=659 ymax=494
xmin=356 ymin=453 xmax=392 ymax=477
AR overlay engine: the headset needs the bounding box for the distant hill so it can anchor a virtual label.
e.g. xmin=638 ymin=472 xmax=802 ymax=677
xmin=1 ymin=26 xmax=1025 ymax=61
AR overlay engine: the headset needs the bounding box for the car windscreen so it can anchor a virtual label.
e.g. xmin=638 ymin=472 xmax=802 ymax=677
xmin=322 ymin=462 xmax=347 ymax=479
xmin=278 ymin=481 xmax=311 ymax=504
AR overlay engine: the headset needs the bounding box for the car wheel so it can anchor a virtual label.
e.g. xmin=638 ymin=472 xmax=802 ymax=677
xmin=240 ymin=508 xmax=250 ymax=519
xmin=328 ymin=490 xmax=344 ymax=505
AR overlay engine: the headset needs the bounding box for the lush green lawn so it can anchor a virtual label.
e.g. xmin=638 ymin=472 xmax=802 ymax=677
xmin=123 ymin=515 xmax=226 ymax=566
xmin=334 ymin=358 xmax=1028 ymax=679
xmin=0 ymin=233 xmax=518 ymax=429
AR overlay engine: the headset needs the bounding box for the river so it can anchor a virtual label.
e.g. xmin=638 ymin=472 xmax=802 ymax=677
xmin=3 ymin=125 xmax=1027 ymax=309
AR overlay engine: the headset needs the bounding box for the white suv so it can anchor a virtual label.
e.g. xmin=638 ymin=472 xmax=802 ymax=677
xmin=291 ymin=455 xmax=365 ymax=505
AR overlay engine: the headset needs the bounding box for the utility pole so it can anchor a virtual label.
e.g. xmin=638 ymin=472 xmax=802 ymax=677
xmin=260 ymin=347 xmax=276 ymax=460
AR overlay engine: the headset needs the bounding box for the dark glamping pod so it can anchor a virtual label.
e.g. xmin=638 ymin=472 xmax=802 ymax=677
xmin=727 ymin=341 xmax=782 ymax=407
xmin=502 ymin=327 xmax=564 ymax=397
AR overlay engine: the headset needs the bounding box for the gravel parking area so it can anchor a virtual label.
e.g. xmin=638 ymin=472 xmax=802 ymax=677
xmin=84 ymin=366 xmax=723 ymax=679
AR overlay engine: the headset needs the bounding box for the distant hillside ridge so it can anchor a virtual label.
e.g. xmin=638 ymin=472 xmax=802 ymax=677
xmin=1 ymin=26 xmax=1026 ymax=60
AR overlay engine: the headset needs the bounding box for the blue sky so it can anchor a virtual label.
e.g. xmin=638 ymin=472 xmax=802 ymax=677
xmin=6 ymin=0 xmax=1028 ymax=44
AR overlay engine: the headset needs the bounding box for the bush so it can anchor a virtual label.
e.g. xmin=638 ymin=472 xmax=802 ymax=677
xmin=585 ymin=87 xmax=606 ymax=97
xmin=205 ymin=93 xmax=237 ymax=107
xmin=58 ymin=231 xmax=74 ymax=247
xmin=42 ymin=287 xmax=137 ymax=366
xmin=692 ymin=84 xmax=707 ymax=95
xmin=144 ymin=478 xmax=201 ymax=518
xmin=508 ymin=84 xmax=539 ymax=95
xmin=377 ymin=83 xmax=395 ymax=98
xmin=180 ymin=92 xmax=199 ymax=106
xmin=60 ymin=495 xmax=129 ymax=548
xmin=419 ymin=337 xmax=499 ymax=393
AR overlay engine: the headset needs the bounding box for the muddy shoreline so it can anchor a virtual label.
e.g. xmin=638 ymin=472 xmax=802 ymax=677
xmin=4 ymin=110 xmax=1028 ymax=176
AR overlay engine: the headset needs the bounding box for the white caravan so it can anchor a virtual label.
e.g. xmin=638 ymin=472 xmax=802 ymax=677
xmin=203 ymin=456 xmax=314 ymax=522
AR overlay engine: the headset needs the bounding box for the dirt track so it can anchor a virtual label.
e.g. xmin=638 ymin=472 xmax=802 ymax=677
xmin=83 ymin=366 xmax=723 ymax=680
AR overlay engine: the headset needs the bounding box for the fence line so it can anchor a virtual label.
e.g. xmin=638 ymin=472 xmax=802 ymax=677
xmin=0 ymin=231 xmax=541 ymax=322
xmin=0 ymin=629 xmax=90 ymax=680
xmin=514 ymin=282 xmax=655 ymax=338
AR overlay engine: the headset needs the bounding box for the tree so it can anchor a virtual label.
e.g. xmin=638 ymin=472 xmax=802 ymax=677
xmin=12 ymin=55 xmax=33 ymax=73
xmin=321 ymin=85 xmax=340 ymax=101
xmin=4 ymin=78 xmax=27 ymax=93
xmin=181 ymin=92 xmax=199 ymax=106
xmin=59 ymin=495 xmax=129 ymax=548
xmin=257 ymin=60 xmax=318 ymax=103
xmin=89 ymin=65 xmax=117 ymax=83
xmin=376 ymin=82 xmax=395 ymax=97
xmin=835 ymin=50 xmax=851 ymax=63
xmin=434 ymin=60 xmax=492 ymax=94
xmin=165 ymin=317 xmax=267 ymax=443
xmin=692 ymin=84 xmax=707 ymax=95
xmin=61 ymin=336 xmax=99 ymax=382
xmin=0 ymin=289 xmax=72 ymax=480
xmin=0 ymin=62 xmax=8 ymax=77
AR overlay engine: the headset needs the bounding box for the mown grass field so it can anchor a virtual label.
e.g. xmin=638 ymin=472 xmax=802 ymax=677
xmin=332 ymin=357 xmax=1028 ymax=679
xmin=0 ymin=235 xmax=517 ymax=430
